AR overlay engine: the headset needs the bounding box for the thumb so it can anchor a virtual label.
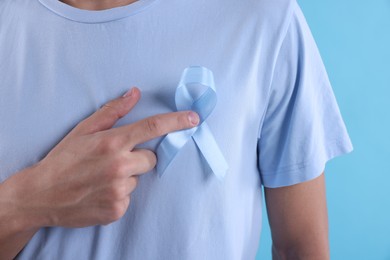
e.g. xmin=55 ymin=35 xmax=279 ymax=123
xmin=72 ymin=87 xmax=141 ymax=135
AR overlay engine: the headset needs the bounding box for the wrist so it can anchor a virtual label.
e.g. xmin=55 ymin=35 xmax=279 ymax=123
xmin=0 ymin=165 xmax=50 ymax=233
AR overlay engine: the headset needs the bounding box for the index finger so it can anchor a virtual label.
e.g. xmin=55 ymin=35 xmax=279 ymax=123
xmin=112 ymin=111 xmax=199 ymax=149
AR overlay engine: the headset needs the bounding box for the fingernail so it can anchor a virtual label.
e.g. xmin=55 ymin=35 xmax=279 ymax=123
xmin=188 ymin=112 xmax=199 ymax=126
xmin=123 ymin=88 xmax=134 ymax=98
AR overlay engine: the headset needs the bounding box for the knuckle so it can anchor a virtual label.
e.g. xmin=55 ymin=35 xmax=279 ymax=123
xmin=99 ymin=136 xmax=121 ymax=153
xmin=101 ymin=158 xmax=126 ymax=181
xmin=73 ymin=120 xmax=88 ymax=132
xmin=107 ymin=188 xmax=119 ymax=201
xmin=108 ymin=157 xmax=128 ymax=178
xmin=129 ymin=176 xmax=138 ymax=190
xmin=109 ymin=207 xmax=123 ymax=222
xmin=101 ymin=103 xmax=122 ymax=120
xmin=146 ymin=116 xmax=164 ymax=136
xmin=108 ymin=185 xmax=125 ymax=201
xmin=109 ymin=201 xmax=127 ymax=221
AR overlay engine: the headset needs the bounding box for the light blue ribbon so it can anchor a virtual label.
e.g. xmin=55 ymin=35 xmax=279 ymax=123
xmin=156 ymin=66 xmax=228 ymax=180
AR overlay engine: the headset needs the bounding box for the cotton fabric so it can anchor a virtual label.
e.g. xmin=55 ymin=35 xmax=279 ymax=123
xmin=0 ymin=0 xmax=352 ymax=259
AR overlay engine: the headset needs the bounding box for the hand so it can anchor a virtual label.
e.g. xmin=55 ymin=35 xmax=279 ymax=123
xmin=2 ymin=87 xmax=199 ymax=229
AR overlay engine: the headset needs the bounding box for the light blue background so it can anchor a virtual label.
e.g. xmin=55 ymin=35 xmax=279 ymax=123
xmin=256 ymin=0 xmax=390 ymax=259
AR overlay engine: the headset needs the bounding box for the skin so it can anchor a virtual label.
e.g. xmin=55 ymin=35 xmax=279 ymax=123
xmin=59 ymin=0 xmax=138 ymax=10
xmin=1 ymin=1 xmax=330 ymax=259
xmin=265 ymin=173 xmax=330 ymax=259
xmin=0 ymin=87 xmax=200 ymax=259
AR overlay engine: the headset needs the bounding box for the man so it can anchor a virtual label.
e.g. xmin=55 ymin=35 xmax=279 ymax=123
xmin=0 ymin=0 xmax=352 ymax=259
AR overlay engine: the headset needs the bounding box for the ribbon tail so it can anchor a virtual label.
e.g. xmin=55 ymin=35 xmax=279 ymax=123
xmin=156 ymin=128 xmax=196 ymax=177
xmin=192 ymin=124 xmax=228 ymax=180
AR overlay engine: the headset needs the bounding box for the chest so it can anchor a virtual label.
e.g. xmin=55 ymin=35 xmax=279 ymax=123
xmin=0 ymin=13 xmax=266 ymax=181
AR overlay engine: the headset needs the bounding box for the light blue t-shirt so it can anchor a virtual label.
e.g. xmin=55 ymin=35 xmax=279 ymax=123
xmin=0 ymin=0 xmax=353 ymax=259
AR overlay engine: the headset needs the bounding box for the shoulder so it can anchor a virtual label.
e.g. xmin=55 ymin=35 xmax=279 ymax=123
xmin=217 ymin=0 xmax=298 ymax=42
xmin=255 ymin=0 xmax=297 ymax=35
xmin=245 ymin=0 xmax=296 ymax=15
xmin=227 ymin=0 xmax=297 ymax=25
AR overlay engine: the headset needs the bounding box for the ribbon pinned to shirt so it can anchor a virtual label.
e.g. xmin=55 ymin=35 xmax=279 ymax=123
xmin=156 ymin=66 xmax=228 ymax=180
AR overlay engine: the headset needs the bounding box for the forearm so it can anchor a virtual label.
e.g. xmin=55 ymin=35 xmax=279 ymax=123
xmin=0 ymin=167 xmax=46 ymax=260
xmin=0 ymin=227 xmax=39 ymax=260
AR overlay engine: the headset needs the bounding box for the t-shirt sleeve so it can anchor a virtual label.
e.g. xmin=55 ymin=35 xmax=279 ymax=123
xmin=257 ymin=2 xmax=353 ymax=188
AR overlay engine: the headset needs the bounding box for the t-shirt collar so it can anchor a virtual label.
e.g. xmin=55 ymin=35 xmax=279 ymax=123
xmin=38 ymin=0 xmax=157 ymax=23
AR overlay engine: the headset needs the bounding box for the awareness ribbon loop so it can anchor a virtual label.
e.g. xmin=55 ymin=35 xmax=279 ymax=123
xmin=156 ymin=66 xmax=228 ymax=180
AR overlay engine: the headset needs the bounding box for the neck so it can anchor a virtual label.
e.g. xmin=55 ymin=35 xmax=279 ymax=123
xmin=60 ymin=0 xmax=138 ymax=10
